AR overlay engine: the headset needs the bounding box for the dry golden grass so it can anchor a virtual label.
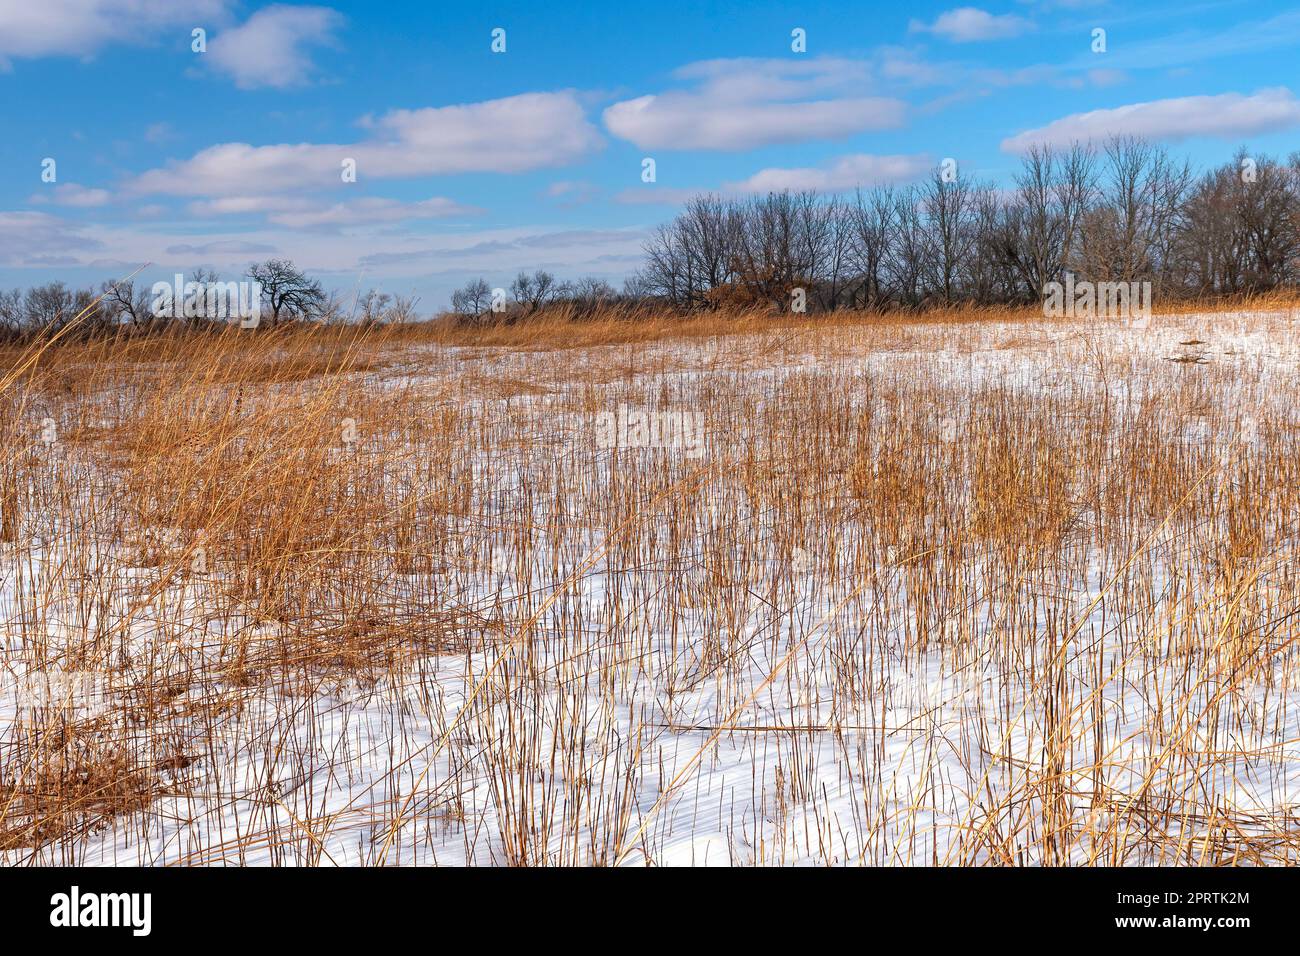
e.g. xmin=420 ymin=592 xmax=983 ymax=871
xmin=2 ymin=297 xmax=1299 ymax=865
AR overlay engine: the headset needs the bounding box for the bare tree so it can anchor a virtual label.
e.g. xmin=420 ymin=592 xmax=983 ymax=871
xmin=639 ymin=222 xmax=693 ymax=307
xmin=510 ymin=269 xmax=558 ymax=314
xmin=681 ymin=194 xmax=739 ymax=305
xmin=848 ymin=187 xmax=896 ymax=310
xmin=1076 ymin=137 xmax=1190 ymax=288
xmin=1176 ymin=150 xmax=1300 ymax=293
xmin=100 ymin=278 xmax=151 ymax=326
xmin=387 ymin=293 xmax=419 ymax=324
xmin=920 ymin=167 xmax=979 ymax=305
xmin=891 ymin=187 xmax=928 ymax=308
xmin=24 ymin=282 xmax=74 ymax=330
xmin=1237 ymin=151 xmax=1300 ymax=290
xmin=613 ymin=144 xmax=1297 ymax=317
xmin=357 ymin=289 xmax=392 ymax=324
xmin=732 ymin=191 xmax=819 ymax=310
xmin=451 ymin=278 xmax=493 ymax=318
xmin=966 ymin=185 xmax=1017 ymax=304
xmin=995 ymin=144 xmax=1097 ymax=299
xmin=246 ymin=259 xmax=326 ymax=323
xmin=0 ymin=289 xmax=26 ymax=336
xmin=315 ymin=290 xmax=347 ymax=324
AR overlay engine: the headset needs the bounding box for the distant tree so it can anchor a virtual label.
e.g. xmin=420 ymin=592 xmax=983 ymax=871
xmin=919 ymin=168 xmax=978 ymax=306
xmin=357 ymin=289 xmax=392 ymax=324
xmin=451 ymin=278 xmax=492 ymax=318
xmin=246 ymin=259 xmax=326 ymax=323
xmin=100 ymin=278 xmax=152 ymax=326
xmin=24 ymin=282 xmax=74 ymax=329
xmin=316 ymin=290 xmax=346 ymax=324
xmin=387 ymin=293 xmax=419 ymax=324
xmin=0 ymin=289 xmax=24 ymax=336
xmin=849 ymin=186 xmax=897 ymax=309
xmin=570 ymin=276 xmax=616 ymax=302
xmin=510 ymin=269 xmax=557 ymax=314
xmin=72 ymin=289 xmax=106 ymax=330
xmin=1075 ymin=136 xmax=1191 ymax=289
xmin=1175 ymin=150 xmax=1300 ymax=294
xmin=470 ymin=142 xmax=1300 ymax=318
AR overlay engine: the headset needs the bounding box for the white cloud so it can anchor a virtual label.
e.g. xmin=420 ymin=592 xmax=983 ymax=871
xmin=353 ymin=227 xmax=650 ymax=274
xmin=186 ymin=196 xmax=318 ymax=216
xmin=206 ymin=5 xmax=343 ymax=89
xmin=1085 ymin=69 xmax=1127 ymax=89
xmin=546 ymin=180 xmax=595 ymax=198
xmin=164 ymin=239 xmax=278 ymax=256
xmin=360 ymin=94 xmax=604 ymax=175
xmin=131 ymin=92 xmax=603 ymax=196
xmin=603 ymin=57 xmax=905 ymax=150
xmin=186 ymin=194 xmax=478 ymax=228
xmin=29 ymin=183 xmax=112 ymax=207
xmin=0 ymin=0 xmax=230 ymax=64
xmin=0 ymin=211 xmax=104 ymax=265
xmin=876 ymin=47 xmax=956 ymax=86
xmin=613 ymin=153 xmax=930 ymax=203
xmin=266 ymin=196 xmax=479 ymax=229
xmin=1001 ymin=88 xmax=1300 ymax=152
xmin=133 ymin=142 xmax=349 ymax=197
xmin=144 ymin=122 xmax=176 ymax=143
xmin=614 ymin=187 xmax=708 ymax=206
xmin=0 ymin=212 xmax=650 ymax=311
xmin=0 ymin=2 xmax=344 ymax=90
xmin=874 ymin=46 xmax=1119 ymax=97
xmin=726 ymin=153 xmax=931 ymax=193
xmin=544 ymin=180 xmax=602 ymax=206
xmin=606 ymin=95 xmax=904 ymax=151
xmin=670 ymin=56 xmax=872 ymax=101
xmin=909 ymin=8 xmax=1031 ymax=43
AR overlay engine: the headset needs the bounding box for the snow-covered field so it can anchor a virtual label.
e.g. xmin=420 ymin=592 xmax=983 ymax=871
xmin=3 ymin=309 xmax=1299 ymax=865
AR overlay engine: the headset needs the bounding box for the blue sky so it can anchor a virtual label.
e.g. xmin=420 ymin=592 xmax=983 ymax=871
xmin=2 ymin=0 xmax=1299 ymax=310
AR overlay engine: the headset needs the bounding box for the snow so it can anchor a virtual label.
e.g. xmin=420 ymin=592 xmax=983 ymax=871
xmin=3 ymin=309 xmax=1299 ymax=865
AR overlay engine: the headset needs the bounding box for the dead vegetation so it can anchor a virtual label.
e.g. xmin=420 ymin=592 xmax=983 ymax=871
xmin=2 ymin=298 xmax=1299 ymax=865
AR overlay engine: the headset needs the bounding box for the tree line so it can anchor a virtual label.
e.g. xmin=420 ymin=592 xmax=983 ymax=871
xmin=0 ymin=259 xmax=419 ymax=339
xmin=3 ymin=137 xmax=1295 ymax=338
xmin=628 ymin=139 xmax=1300 ymax=313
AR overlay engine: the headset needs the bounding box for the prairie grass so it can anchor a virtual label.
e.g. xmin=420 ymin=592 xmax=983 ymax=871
xmin=2 ymin=298 xmax=1299 ymax=865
